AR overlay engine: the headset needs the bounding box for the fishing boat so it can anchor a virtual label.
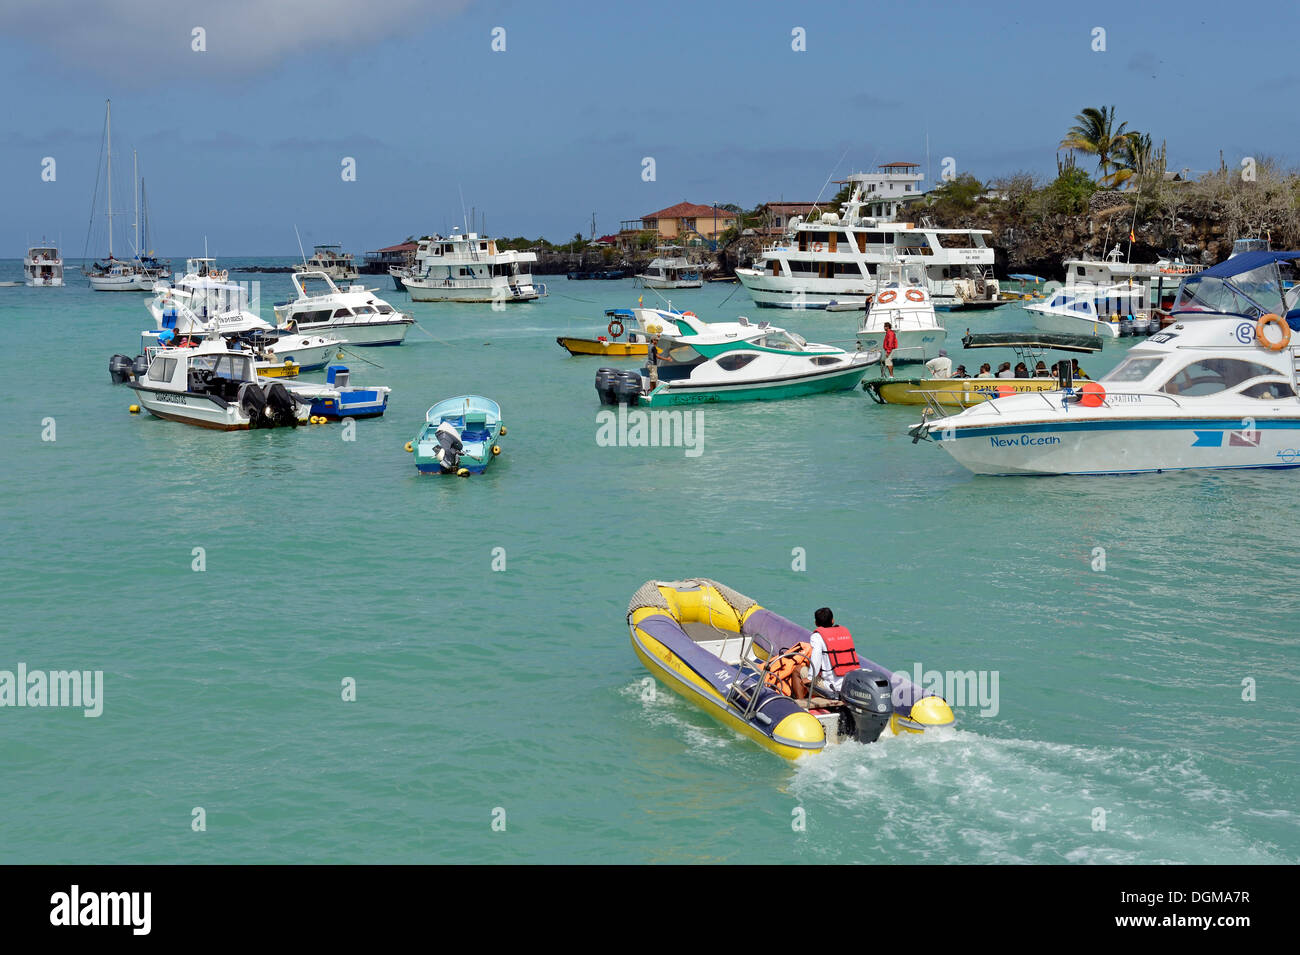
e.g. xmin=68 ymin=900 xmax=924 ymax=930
xmin=628 ymin=578 xmax=955 ymax=759
xmin=908 ymin=251 xmax=1300 ymax=475
xmin=307 ymin=365 xmax=390 ymax=420
xmin=1023 ymin=283 xmax=1144 ymax=339
xmin=635 ymin=247 xmax=703 ymax=289
xmin=398 ymin=231 xmax=543 ymax=303
xmin=410 ymin=396 xmax=505 ymax=476
xmin=23 ymin=243 xmax=64 ymax=287
xmin=555 ymin=307 xmax=686 ymax=357
xmin=596 ymin=313 xmax=877 ymax=407
xmin=273 ymin=270 xmax=414 ymax=346
xmin=855 ymin=263 xmax=946 ymax=363
xmin=864 ymin=332 xmax=1102 ymax=408
xmin=292 ymin=244 xmax=358 ymax=283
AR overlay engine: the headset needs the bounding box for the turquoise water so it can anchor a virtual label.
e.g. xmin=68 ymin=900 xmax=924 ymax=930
xmin=1 ymin=261 xmax=1296 ymax=864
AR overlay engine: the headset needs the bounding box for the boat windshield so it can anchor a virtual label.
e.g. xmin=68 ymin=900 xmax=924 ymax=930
xmin=1161 ymin=358 xmax=1282 ymax=396
xmin=1172 ymin=262 xmax=1282 ymax=318
xmin=757 ymin=331 xmax=803 ymax=351
xmin=1101 ymin=357 xmax=1164 ymax=383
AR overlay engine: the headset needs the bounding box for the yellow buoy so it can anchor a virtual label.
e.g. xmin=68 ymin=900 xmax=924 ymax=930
xmin=499 ymin=426 xmax=507 ymax=436
xmin=128 ymin=404 xmax=140 ymax=414
xmin=457 ymin=468 xmax=470 ymax=477
xmin=491 ymin=445 xmax=501 ymax=456
xmin=404 ymin=441 xmax=414 ymax=452
xmin=336 ymin=351 xmax=345 ymax=360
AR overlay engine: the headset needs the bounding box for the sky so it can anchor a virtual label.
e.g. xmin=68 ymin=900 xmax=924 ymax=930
xmin=2 ymin=0 xmax=1298 ymax=257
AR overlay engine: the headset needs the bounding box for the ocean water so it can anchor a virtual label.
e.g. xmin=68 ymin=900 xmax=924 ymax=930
xmin=1 ymin=261 xmax=1296 ymax=864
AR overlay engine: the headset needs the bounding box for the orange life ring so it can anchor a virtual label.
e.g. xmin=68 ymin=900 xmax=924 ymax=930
xmin=607 ymin=319 xmax=625 ymax=338
xmin=877 ymin=290 xmax=897 ymax=304
xmin=682 ymin=311 xmax=696 ymax=318
xmin=1256 ymin=313 xmax=1290 ymax=351
xmin=905 ymin=289 xmax=925 ymax=302
xmin=812 ymin=242 xmax=824 ymax=252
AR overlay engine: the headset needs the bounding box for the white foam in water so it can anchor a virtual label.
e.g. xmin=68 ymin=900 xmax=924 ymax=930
xmin=790 ymin=729 xmax=1292 ymax=864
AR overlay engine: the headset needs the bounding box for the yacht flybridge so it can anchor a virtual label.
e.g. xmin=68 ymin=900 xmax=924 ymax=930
xmin=397 ymin=231 xmax=543 ymax=303
xmin=736 ymin=179 xmax=1002 ymax=310
xmin=910 ymin=251 xmax=1300 ymax=475
xmin=293 ymin=244 xmax=358 ymax=283
xmin=273 ymin=271 xmax=414 ymax=346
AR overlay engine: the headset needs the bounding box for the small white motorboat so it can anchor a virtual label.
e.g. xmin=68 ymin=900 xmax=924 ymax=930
xmin=856 ymin=263 xmax=946 ymax=363
xmin=1023 ymin=283 xmax=1143 ymax=339
xmin=24 ymin=243 xmax=64 ymax=287
xmin=273 ymin=270 xmax=414 ymax=346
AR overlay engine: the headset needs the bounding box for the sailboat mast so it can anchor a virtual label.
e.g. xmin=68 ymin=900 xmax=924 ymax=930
xmin=133 ymin=149 xmax=140 ymax=259
xmin=105 ymin=99 xmax=114 ymax=261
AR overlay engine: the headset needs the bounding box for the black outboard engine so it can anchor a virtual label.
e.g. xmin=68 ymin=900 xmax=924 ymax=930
xmin=839 ymin=668 xmax=895 ymax=744
xmin=263 ymin=382 xmax=300 ymax=428
xmin=109 ymin=354 xmax=135 ymax=384
xmin=132 ymin=354 xmax=149 ymax=379
xmin=613 ymin=370 xmax=644 ymax=404
xmin=595 ymin=367 xmax=618 ymax=405
xmin=436 ymin=427 xmax=463 ymax=471
xmin=239 ymin=381 xmax=269 ymax=428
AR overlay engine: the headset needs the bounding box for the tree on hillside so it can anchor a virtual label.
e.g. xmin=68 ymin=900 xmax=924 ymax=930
xmin=1059 ymin=106 xmax=1141 ymax=188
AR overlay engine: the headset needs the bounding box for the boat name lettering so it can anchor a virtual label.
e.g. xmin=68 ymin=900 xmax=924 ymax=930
xmin=990 ymin=434 xmax=1062 ymax=448
xmin=154 ymin=392 xmax=187 ymax=405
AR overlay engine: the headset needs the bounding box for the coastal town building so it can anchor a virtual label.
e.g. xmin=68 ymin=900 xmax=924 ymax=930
xmin=841 ymin=161 xmax=926 ymax=220
xmin=619 ymin=201 xmax=736 ymax=248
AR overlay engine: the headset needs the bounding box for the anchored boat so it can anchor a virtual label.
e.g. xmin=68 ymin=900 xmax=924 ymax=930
xmin=629 ymin=579 xmax=954 ymax=758
xmin=595 ymin=313 xmax=877 ymax=407
xmin=273 ymin=270 xmax=414 ymax=346
xmin=556 ymin=307 xmax=686 ymax=357
xmin=909 ymin=251 xmax=1300 ymax=475
xmin=855 ymin=263 xmax=946 ymax=363
xmin=410 ymin=396 xmax=505 ymax=475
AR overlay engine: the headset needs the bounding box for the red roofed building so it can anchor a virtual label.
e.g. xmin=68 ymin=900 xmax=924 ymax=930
xmin=362 ymin=240 xmax=418 ymax=274
xmin=619 ymin=201 xmax=736 ymax=245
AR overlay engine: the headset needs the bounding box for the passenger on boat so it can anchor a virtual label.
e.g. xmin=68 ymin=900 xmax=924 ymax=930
xmin=976 ymin=363 xmax=993 ymax=378
xmin=996 ymin=362 xmax=1013 ymax=378
xmin=809 ymin=607 xmax=860 ymax=696
xmin=925 ymin=349 xmax=953 ymax=379
xmin=1014 ymin=362 xmax=1029 ymax=378
xmin=882 ymin=323 xmax=898 ymax=378
xmin=1033 ymin=361 xmax=1049 ymax=377
xmin=953 ymin=365 xmax=970 ymax=378
xmin=1071 ymin=359 xmax=1088 ymax=379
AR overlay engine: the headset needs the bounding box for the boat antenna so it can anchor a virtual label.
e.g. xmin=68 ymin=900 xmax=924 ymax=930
xmin=1126 ymin=176 xmax=1143 ymax=266
xmin=810 ymin=145 xmax=852 ymax=214
xmin=81 ymin=100 xmax=110 ymax=267
xmin=459 ymin=186 xmax=468 ymax=234
xmin=294 ymin=224 xmax=308 ymax=265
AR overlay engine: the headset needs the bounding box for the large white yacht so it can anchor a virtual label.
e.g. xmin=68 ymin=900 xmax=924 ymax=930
xmin=635 ymin=247 xmax=703 ymax=289
xmin=24 ymin=243 xmax=64 ymax=286
xmin=273 ymin=270 xmax=414 ymax=346
xmin=293 ymin=244 xmax=358 ymax=283
xmin=398 ymin=231 xmax=543 ymax=303
xmin=736 ymin=177 xmax=1001 ymax=310
xmin=1063 ymin=244 xmax=1202 ymax=310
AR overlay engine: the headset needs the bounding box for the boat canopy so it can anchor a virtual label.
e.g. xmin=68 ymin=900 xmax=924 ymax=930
xmin=961 ymin=332 xmax=1103 ymax=353
xmin=1173 ymin=251 xmax=1299 ymax=320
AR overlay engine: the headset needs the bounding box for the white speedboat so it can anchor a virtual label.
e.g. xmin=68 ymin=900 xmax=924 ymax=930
xmin=910 ymin=251 xmax=1300 ymax=475
xmin=398 ymin=231 xmax=543 ymax=303
xmin=293 ymin=244 xmax=358 ymax=283
xmin=855 ymin=264 xmax=946 ymax=363
xmin=596 ymin=313 xmax=878 ymax=406
xmin=273 ymin=270 xmax=413 ymax=346
xmin=1023 ymin=284 xmax=1144 ymax=339
xmin=636 ymin=247 xmax=703 ymax=289
xmin=24 ymin=243 xmax=63 ymax=286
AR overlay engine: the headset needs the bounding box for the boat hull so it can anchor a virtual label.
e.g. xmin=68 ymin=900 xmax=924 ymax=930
xmin=1024 ymin=305 xmax=1120 ymax=339
xmin=403 ymin=280 xmax=540 ymax=303
xmin=640 ymin=361 xmax=869 ymax=406
xmin=278 ymin=320 xmax=410 ymax=347
xmin=866 ymin=377 xmax=1060 ymax=407
xmin=556 ymin=336 xmax=649 ymax=357
xmin=934 ymin=415 xmax=1300 ymax=475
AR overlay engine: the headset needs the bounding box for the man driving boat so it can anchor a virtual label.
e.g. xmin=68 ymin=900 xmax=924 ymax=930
xmin=808 ymin=607 xmax=860 ymax=696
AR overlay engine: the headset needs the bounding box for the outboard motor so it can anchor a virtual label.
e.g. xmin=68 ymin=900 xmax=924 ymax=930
xmin=613 ymin=370 xmax=644 ymax=404
xmin=434 ymin=420 xmax=463 ymax=471
xmin=132 ymin=354 xmax=150 ymax=379
xmin=263 ymin=381 xmax=300 ymax=427
xmin=595 ymin=367 xmax=618 ymax=405
xmin=1055 ymin=359 xmax=1073 ymax=390
xmin=239 ymin=381 xmax=269 ymax=427
xmin=838 ymin=668 xmax=895 ymax=744
xmin=109 ymin=354 xmax=135 ymax=384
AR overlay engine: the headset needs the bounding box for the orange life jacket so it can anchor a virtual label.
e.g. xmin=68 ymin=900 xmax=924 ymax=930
xmin=816 ymin=625 xmax=859 ymax=676
xmin=762 ymin=641 xmax=812 ymax=699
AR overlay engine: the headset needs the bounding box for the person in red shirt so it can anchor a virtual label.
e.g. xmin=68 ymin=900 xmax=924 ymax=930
xmin=882 ymin=322 xmax=898 ymax=378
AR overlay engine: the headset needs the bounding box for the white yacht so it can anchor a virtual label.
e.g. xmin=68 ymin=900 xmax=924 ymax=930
xmin=736 ymin=179 xmax=1000 ymax=309
xmin=1024 ymin=284 xmax=1145 ymax=340
xmin=273 ymin=271 xmax=414 ymax=346
xmin=910 ymin=251 xmax=1300 ymax=475
xmin=83 ymin=101 xmax=160 ymax=292
xmin=293 ymin=244 xmax=358 ymax=283
xmin=398 ymin=231 xmax=543 ymax=303
xmin=1063 ymin=244 xmax=1202 ymax=311
xmin=635 ymin=247 xmax=703 ymax=289
xmin=855 ymin=264 xmax=945 ymax=362
xmin=150 ymin=258 xmax=343 ymax=369
xmin=24 ymin=243 xmax=64 ymax=286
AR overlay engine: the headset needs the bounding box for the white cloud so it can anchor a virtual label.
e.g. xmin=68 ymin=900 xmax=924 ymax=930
xmin=1 ymin=0 xmax=472 ymax=79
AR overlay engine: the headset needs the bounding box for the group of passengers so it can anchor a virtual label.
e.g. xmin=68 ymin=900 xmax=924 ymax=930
xmin=924 ymin=357 xmax=1089 ymax=380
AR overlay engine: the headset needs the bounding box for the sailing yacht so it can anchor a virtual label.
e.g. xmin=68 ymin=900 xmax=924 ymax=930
xmin=84 ymin=101 xmax=162 ymax=292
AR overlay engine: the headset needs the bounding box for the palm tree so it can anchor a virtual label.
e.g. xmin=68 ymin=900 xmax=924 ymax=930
xmin=1059 ymin=106 xmax=1139 ymax=187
